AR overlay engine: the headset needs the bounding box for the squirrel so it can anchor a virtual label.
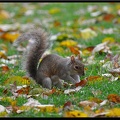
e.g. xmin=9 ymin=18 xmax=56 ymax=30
xmin=13 ymin=27 xmax=85 ymax=89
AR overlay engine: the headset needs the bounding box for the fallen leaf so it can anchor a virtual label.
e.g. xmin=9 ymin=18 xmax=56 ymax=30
xmin=42 ymin=88 xmax=56 ymax=96
xmin=1 ymin=32 xmax=20 ymax=43
xmin=1 ymin=65 xmax=10 ymax=74
xmin=60 ymin=40 xmax=78 ymax=47
xmin=16 ymin=86 xmax=30 ymax=95
xmin=0 ymin=44 xmax=8 ymax=52
xmin=11 ymin=100 xmax=19 ymax=113
xmin=106 ymin=108 xmax=120 ymax=117
xmin=23 ymin=98 xmax=41 ymax=107
xmin=92 ymin=41 xmax=111 ymax=55
xmin=109 ymin=68 xmax=120 ymax=77
xmin=0 ymin=105 xmax=6 ymax=113
xmin=80 ymin=28 xmax=97 ymax=40
xmin=91 ymin=90 xmax=102 ymax=97
xmin=89 ymin=97 xmax=103 ymax=104
xmin=86 ymin=75 xmax=102 ymax=82
xmin=75 ymin=79 xmax=88 ymax=87
xmin=53 ymin=20 xmax=61 ymax=27
xmin=0 ymin=51 xmax=7 ymax=59
xmin=102 ymin=73 xmax=118 ymax=81
xmin=102 ymin=37 xmax=115 ymax=43
xmin=64 ymin=110 xmax=88 ymax=117
xmin=4 ymin=76 xmax=31 ymax=86
xmin=57 ymin=33 xmax=69 ymax=42
xmin=69 ymin=46 xmax=80 ymax=55
xmin=79 ymin=100 xmax=98 ymax=110
xmin=63 ymin=101 xmax=73 ymax=111
xmin=0 ymin=10 xmax=10 ymax=20
xmin=37 ymin=105 xmax=59 ymax=113
xmin=107 ymin=94 xmax=120 ymax=103
xmin=49 ymin=8 xmax=60 ymax=14
xmin=64 ymin=86 xmax=82 ymax=94
xmin=3 ymin=88 xmax=8 ymax=95
xmin=103 ymin=13 xmax=115 ymax=22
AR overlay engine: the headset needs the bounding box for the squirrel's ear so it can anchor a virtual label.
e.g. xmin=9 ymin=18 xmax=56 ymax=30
xmin=71 ymin=55 xmax=75 ymax=63
xmin=77 ymin=54 xmax=83 ymax=61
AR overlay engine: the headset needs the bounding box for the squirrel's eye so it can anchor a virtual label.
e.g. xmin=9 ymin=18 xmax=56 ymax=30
xmin=74 ymin=66 xmax=79 ymax=70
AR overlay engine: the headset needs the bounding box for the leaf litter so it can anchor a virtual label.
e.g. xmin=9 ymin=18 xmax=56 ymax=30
xmin=0 ymin=3 xmax=120 ymax=117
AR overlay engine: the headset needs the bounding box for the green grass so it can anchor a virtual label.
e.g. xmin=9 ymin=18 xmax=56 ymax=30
xmin=0 ymin=2 xmax=120 ymax=117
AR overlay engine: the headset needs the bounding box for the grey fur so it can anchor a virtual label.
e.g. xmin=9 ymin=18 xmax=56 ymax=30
xmin=14 ymin=28 xmax=85 ymax=89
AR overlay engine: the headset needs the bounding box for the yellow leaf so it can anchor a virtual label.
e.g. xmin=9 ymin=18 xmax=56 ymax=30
xmin=64 ymin=110 xmax=88 ymax=117
xmin=37 ymin=105 xmax=59 ymax=113
xmin=19 ymin=106 xmax=31 ymax=111
xmin=54 ymin=47 xmax=64 ymax=53
xmin=49 ymin=8 xmax=60 ymax=14
xmin=0 ymin=10 xmax=10 ymax=21
xmin=0 ymin=51 xmax=7 ymax=59
xmin=0 ymin=111 xmax=8 ymax=117
xmin=116 ymin=5 xmax=120 ymax=10
xmin=57 ymin=34 xmax=69 ymax=42
xmin=60 ymin=40 xmax=77 ymax=47
xmin=102 ymin=37 xmax=115 ymax=43
xmin=11 ymin=100 xmax=17 ymax=107
xmin=4 ymin=76 xmax=31 ymax=86
xmin=80 ymin=28 xmax=97 ymax=40
xmin=1 ymin=32 xmax=20 ymax=43
xmin=0 ymin=44 xmax=8 ymax=52
xmin=106 ymin=108 xmax=120 ymax=117
xmin=82 ymin=46 xmax=94 ymax=56
xmin=1 ymin=97 xmax=14 ymax=103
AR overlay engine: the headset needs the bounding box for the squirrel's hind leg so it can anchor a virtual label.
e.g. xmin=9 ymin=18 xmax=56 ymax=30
xmin=42 ymin=77 xmax=52 ymax=89
xmin=51 ymin=75 xmax=63 ymax=88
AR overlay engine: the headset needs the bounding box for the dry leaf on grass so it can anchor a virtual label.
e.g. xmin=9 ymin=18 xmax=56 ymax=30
xmin=64 ymin=110 xmax=88 ymax=117
xmin=107 ymin=94 xmax=120 ymax=103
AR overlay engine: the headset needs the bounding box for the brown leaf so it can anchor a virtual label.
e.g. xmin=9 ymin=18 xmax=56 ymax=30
xmin=107 ymin=94 xmax=120 ymax=103
xmin=113 ymin=62 xmax=119 ymax=69
xmin=69 ymin=46 xmax=80 ymax=55
xmin=103 ymin=13 xmax=115 ymax=22
xmin=11 ymin=100 xmax=19 ymax=113
xmin=82 ymin=46 xmax=94 ymax=56
xmin=53 ymin=20 xmax=61 ymax=27
xmin=0 ymin=51 xmax=7 ymax=59
xmin=89 ymin=97 xmax=103 ymax=104
xmin=112 ymin=54 xmax=119 ymax=63
xmin=42 ymin=88 xmax=61 ymax=96
xmin=16 ymin=86 xmax=30 ymax=95
xmin=63 ymin=101 xmax=73 ymax=111
xmin=86 ymin=75 xmax=102 ymax=82
xmin=3 ymin=88 xmax=8 ymax=95
xmin=104 ymin=53 xmax=114 ymax=61
xmin=75 ymin=79 xmax=88 ymax=87
xmin=1 ymin=65 xmax=10 ymax=74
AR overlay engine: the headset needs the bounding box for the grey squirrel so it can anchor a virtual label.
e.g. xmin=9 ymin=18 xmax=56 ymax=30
xmin=13 ymin=28 xmax=85 ymax=89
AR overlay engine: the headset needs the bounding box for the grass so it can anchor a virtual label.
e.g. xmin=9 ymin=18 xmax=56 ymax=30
xmin=0 ymin=2 xmax=120 ymax=117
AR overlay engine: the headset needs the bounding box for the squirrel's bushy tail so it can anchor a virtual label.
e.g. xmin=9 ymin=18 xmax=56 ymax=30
xmin=14 ymin=28 xmax=49 ymax=79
